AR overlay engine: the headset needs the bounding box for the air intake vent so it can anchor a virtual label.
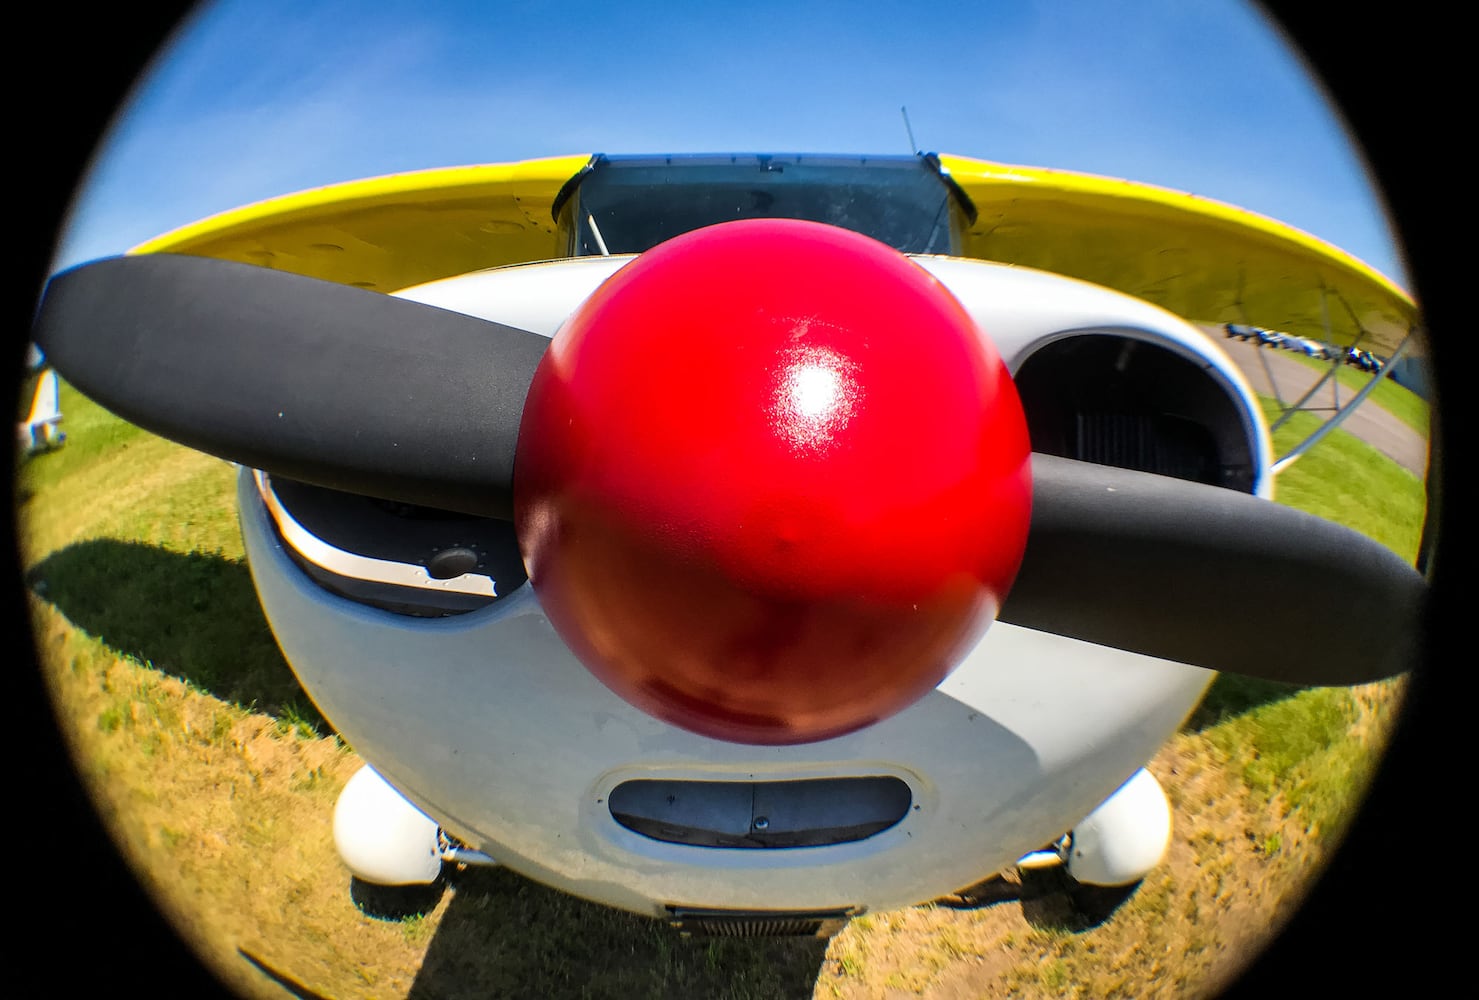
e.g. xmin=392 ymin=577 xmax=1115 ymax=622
xmin=609 ymin=776 xmax=911 ymax=848
xmin=258 ymin=474 xmax=527 ymax=616
xmin=1012 ymin=333 xmax=1255 ymax=492
xmin=667 ymin=907 xmax=857 ymax=938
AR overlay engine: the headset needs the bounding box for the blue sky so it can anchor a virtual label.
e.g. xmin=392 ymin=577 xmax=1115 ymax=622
xmin=51 ymin=0 xmax=1409 ymax=288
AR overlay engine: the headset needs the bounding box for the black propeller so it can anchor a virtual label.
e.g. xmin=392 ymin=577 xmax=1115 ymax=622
xmin=1003 ymin=455 xmax=1424 ymax=684
xmin=32 ymin=251 xmax=1426 ymax=686
xmin=33 ymin=252 xmax=546 ymax=520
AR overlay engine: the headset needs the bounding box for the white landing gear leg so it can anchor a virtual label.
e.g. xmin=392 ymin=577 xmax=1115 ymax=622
xmin=334 ymin=764 xmax=445 ymax=887
xmin=1065 ymin=768 xmax=1172 ymax=887
xmin=1012 ymin=768 xmax=1172 ymax=927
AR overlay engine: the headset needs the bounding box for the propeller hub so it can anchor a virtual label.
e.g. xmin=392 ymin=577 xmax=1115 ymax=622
xmin=514 ymin=219 xmax=1032 ymax=744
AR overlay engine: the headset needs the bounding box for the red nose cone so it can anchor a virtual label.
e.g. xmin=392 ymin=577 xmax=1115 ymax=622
xmin=514 ymin=219 xmax=1031 ymax=744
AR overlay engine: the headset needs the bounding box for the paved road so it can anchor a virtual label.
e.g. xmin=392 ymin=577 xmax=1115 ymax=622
xmin=1215 ymin=335 xmax=1430 ymax=479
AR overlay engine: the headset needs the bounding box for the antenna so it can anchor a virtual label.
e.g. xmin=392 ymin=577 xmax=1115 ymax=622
xmin=901 ymin=106 xmax=918 ymax=155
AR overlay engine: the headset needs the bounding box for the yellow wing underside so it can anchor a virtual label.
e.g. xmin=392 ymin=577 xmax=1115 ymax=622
xmin=130 ymin=155 xmax=590 ymax=294
xmin=940 ymin=155 xmax=1417 ymax=354
xmin=132 ymin=152 xmax=1418 ymax=353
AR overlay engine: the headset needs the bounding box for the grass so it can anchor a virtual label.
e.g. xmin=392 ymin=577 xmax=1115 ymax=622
xmin=16 ymin=375 xmax=1427 ymax=999
xmin=1260 ymin=396 xmax=1427 ymax=560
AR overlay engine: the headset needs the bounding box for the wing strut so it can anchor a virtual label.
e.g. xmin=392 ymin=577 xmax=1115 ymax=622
xmin=1268 ymin=286 xmax=1343 ymax=432
xmin=1270 ymin=326 xmax=1418 ymax=475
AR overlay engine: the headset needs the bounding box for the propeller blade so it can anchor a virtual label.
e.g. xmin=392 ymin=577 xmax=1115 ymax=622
xmin=32 ymin=252 xmax=1427 ymax=688
xmin=1000 ymin=454 xmax=1426 ymax=685
xmin=32 ymin=253 xmax=547 ymax=519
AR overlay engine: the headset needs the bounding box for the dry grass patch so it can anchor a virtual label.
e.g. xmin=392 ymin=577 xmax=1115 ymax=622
xmin=36 ymin=591 xmax=439 ymax=999
xmin=814 ymin=676 xmax=1405 ymax=999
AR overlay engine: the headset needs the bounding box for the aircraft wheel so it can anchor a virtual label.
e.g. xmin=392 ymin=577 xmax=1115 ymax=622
xmin=333 ymin=764 xmax=444 ymax=886
xmin=1063 ymin=768 xmax=1172 ymax=889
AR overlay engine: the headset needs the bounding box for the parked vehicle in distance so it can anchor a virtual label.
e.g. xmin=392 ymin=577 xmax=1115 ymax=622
xmin=1286 ymin=336 xmax=1326 ymax=358
xmin=1346 ymin=346 xmax=1381 ymax=372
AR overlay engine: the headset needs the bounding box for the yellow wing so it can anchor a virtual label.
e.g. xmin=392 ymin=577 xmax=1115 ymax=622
xmin=131 ymin=150 xmax=1418 ymax=353
xmin=130 ymin=155 xmax=591 ymax=293
xmin=939 ymin=154 xmax=1418 ymax=353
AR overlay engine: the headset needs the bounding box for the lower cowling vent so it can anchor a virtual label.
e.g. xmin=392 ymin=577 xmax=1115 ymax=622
xmin=608 ymin=776 xmax=912 ymax=848
xmin=667 ymin=907 xmax=858 ymax=938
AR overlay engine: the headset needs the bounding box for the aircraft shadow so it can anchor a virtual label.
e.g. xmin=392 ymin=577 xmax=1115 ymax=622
xmin=24 ymin=538 xmax=326 ymax=730
xmin=25 ymin=537 xmax=1287 ymax=739
xmin=934 ymin=868 xmax=1136 ymax=932
xmin=406 ymin=866 xmax=830 ymax=1000
xmin=1181 ymin=672 xmax=1308 ymax=732
xmin=237 ymin=948 xmax=337 ymax=1000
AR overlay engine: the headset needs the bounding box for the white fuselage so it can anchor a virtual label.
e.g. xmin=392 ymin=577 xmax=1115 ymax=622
xmin=237 ymin=254 xmax=1270 ymax=917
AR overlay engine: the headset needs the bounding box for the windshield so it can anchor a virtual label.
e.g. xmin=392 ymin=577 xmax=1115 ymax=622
xmin=554 ymin=154 xmax=974 ymax=257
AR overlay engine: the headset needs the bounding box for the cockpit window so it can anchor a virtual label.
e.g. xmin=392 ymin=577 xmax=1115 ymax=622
xmin=553 ymin=154 xmax=974 ymax=257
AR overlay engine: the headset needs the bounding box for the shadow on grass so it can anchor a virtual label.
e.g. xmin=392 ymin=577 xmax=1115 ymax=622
xmin=25 ymin=538 xmax=327 ymax=732
xmin=1018 ymin=867 xmax=1138 ymax=932
xmin=932 ymin=874 xmax=1022 ymax=911
xmin=938 ymin=868 xmax=1135 ymax=932
xmin=409 ymin=866 xmax=830 ymax=1000
xmin=238 ymin=948 xmax=337 ymax=1000
xmin=351 ymin=875 xmax=448 ymax=921
xmin=1182 ymin=673 xmax=1309 ymax=733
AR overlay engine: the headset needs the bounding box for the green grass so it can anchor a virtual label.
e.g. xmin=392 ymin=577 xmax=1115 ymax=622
xmin=18 ymin=381 xmax=321 ymax=729
xmin=1261 ymin=395 xmax=1426 ymax=561
xmin=16 ymin=379 xmax=151 ymax=490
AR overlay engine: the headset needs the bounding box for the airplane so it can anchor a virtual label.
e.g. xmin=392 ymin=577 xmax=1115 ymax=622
xmin=30 ymin=151 xmax=1429 ymax=939
xmin=15 ymin=346 xmax=66 ymax=458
